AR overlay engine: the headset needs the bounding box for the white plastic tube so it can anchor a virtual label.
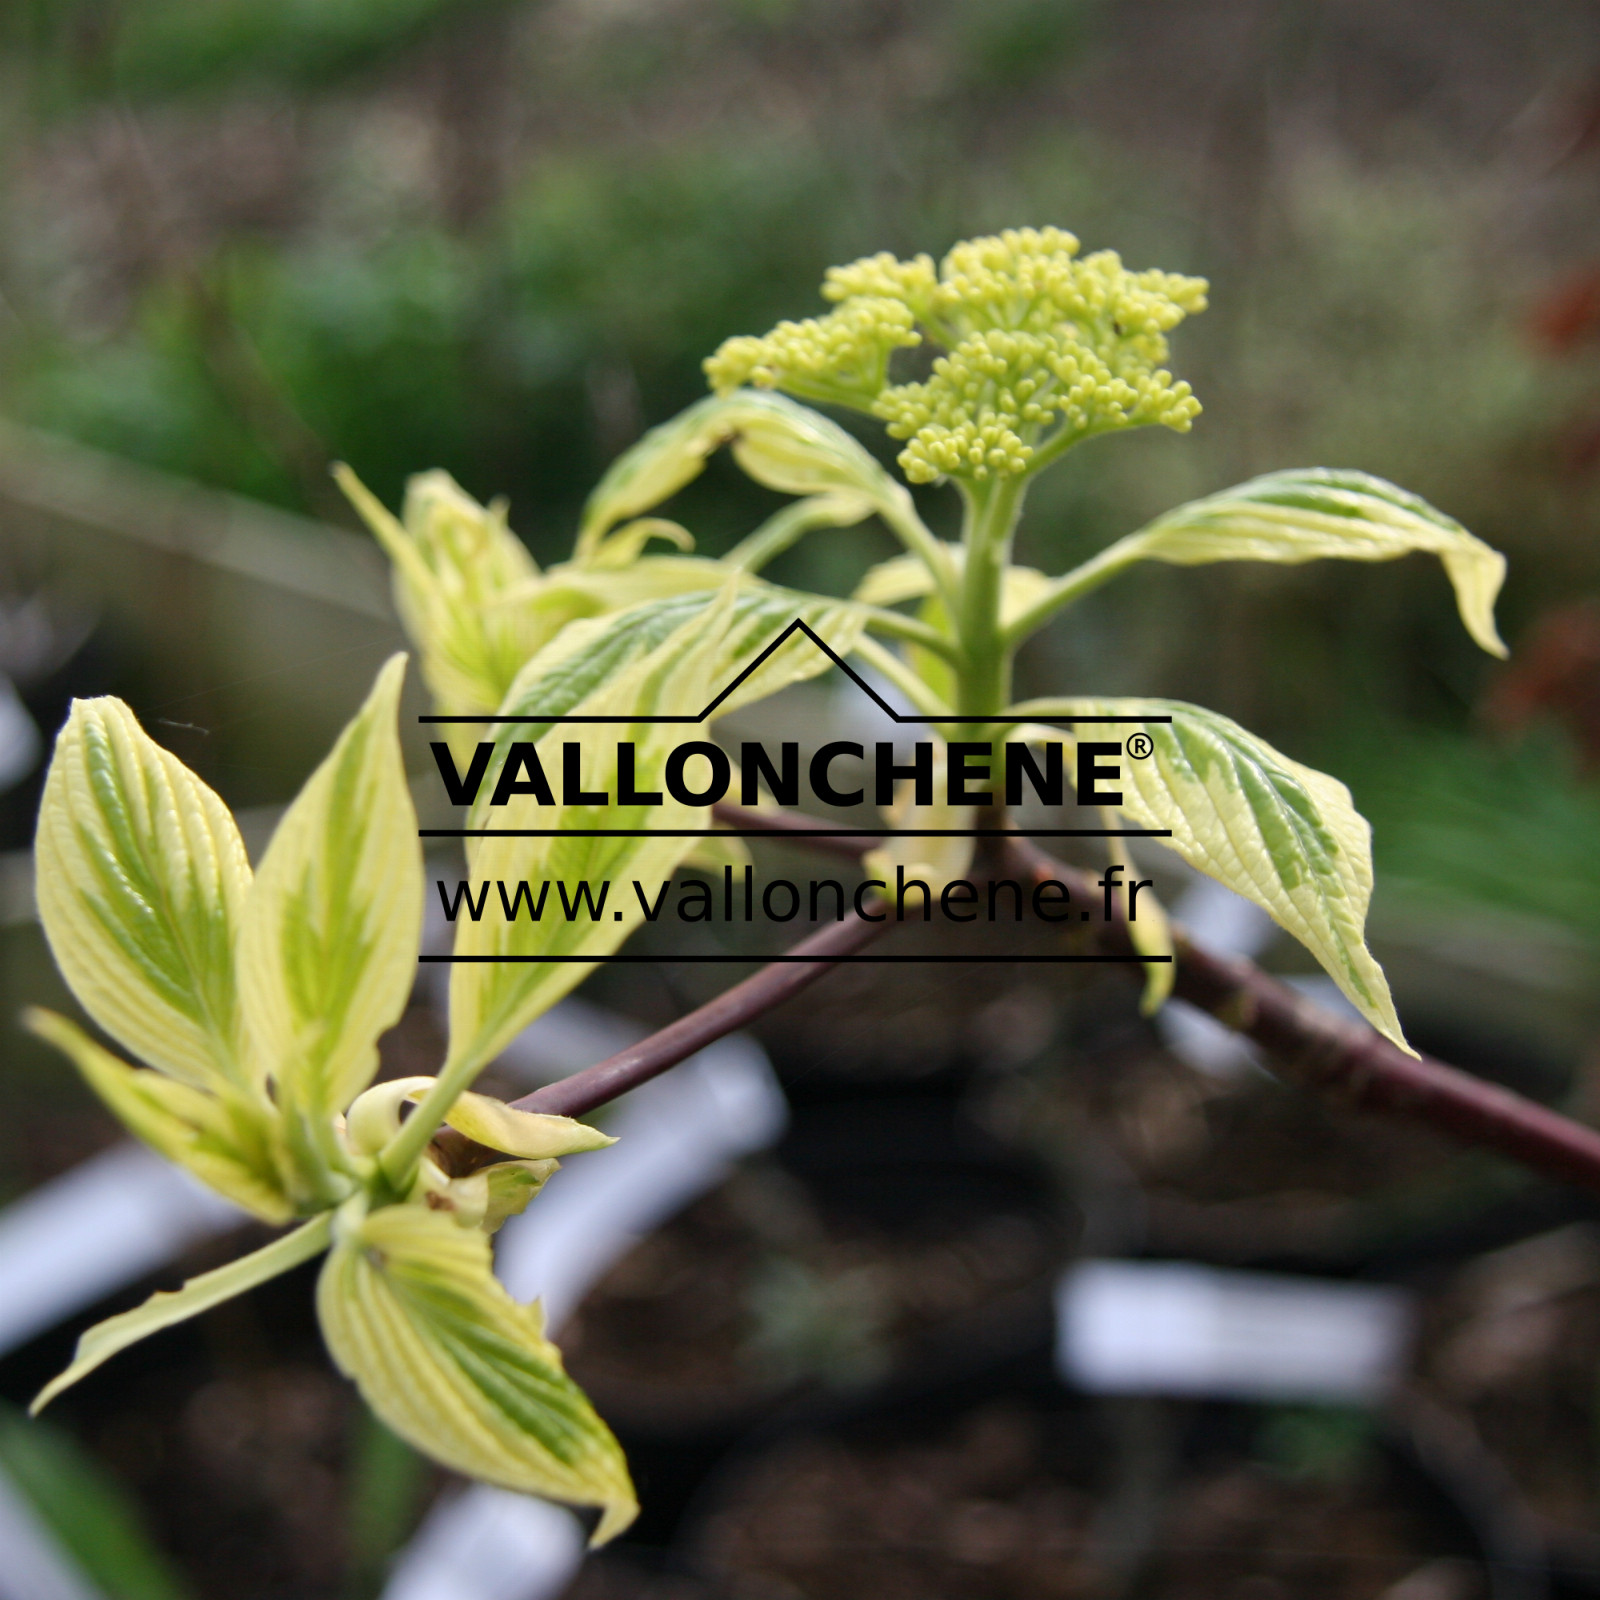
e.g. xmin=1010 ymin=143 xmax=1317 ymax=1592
xmin=0 ymin=1144 xmax=242 ymax=1362
xmin=1057 ymin=1259 xmax=1413 ymax=1404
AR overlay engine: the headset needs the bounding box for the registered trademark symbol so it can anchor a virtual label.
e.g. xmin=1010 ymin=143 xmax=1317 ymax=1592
xmin=1126 ymin=732 xmax=1154 ymax=760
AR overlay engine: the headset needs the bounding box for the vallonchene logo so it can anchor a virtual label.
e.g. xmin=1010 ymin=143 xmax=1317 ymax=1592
xmin=419 ymin=620 xmax=1171 ymax=966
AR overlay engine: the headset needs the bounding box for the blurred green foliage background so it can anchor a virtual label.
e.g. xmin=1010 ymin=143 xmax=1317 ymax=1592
xmin=3 ymin=0 xmax=1600 ymax=959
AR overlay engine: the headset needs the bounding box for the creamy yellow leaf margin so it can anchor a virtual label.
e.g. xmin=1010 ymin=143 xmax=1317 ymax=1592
xmin=34 ymin=696 xmax=254 ymax=1094
xmin=1014 ymin=697 xmax=1410 ymax=1052
xmin=238 ymin=655 xmax=423 ymax=1121
xmin=318 ymin=1204 xmax=636 ymax=1543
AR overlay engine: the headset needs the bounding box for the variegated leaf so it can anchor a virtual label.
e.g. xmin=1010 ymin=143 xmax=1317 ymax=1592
xmin=238 ymin=655 xmax=423 ymax=1124
xmin=576 ymin=390 xmax=897 ymax=564
xmin=33 ymin=695 xmax=253 ymax=1093
xmin=466 ymin=582 xmax=866 ymax=837
xmin=1012 ymin=696 xmax=1409 ymax=1051
xmin=25 ymin=1009 xmax=291 ymax=1222
xmin=1037 ymin=468 xmax=1506 ymax=656
xmin=446 ymin=605 xmax=733 ymax=1078
xmin=317 ymin=1203 xmax=636 ymax=1542
xmin=337 ymin=466 xmax=551 ymax=720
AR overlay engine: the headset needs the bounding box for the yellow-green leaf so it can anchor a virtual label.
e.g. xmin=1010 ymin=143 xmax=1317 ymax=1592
xmin=466 ymin=582 xmax=867 ymax=840
xmin=1047 ymin=468 xmax=1507 ymax=657
xmin=33 ymin=697 xmax=253 ymax=1093
xmin=346 ymin=1076 xmax=612 ymax=1161
xmin=443 ymin=1093 xmax=614 ymax=1160
xmin=576 ymin=390 xmax=899 ymax=565
xmin=25 ymin=1009 xmax=291 ymax=1222
xmin=681 ymin=831 xmax=753 ymax=874
xmin=1104 ymin=825 xmax=1174 ymax=1014
xmin=483 ymin=1160 xmax=560 ymax=1233
xmin=862 ymin=737 xmax=974 ymax=895
xmin=238 ymin=655 xmax=423 ymax=1120
xmin=337 ymin=466 xmax=551 ymax=720
xmin=582 ymin=518 xmax=695 ymax=571
xmin=317 ymin=1203 xmax=636 ymax=1543
xmin=32 ymin=1213 xmax=331 ymax=1413
xmin=1013 ymin=697 xmax=1409 ymax=1051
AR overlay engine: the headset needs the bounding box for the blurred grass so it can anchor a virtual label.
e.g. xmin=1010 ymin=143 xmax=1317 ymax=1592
xmin=0 ymin=1400 xmax=195 ymax=1600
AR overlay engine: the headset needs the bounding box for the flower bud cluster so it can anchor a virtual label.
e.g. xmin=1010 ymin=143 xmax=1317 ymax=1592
xmin=703 ymin=297 xmax=919 ymax=408
xmin=705 ymin=227 xmax=1207 ymax=483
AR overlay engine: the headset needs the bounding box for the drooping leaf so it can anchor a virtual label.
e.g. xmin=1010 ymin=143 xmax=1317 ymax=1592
xmin=724 ymin=494 xmax=876 ymax=573
xmin=1054 ymin=468 xmax=1507 ymax=656
xmin=238 ymin=655 xmax=423 ymax=1125
xmin=33 ymin=696 xmax=253 ymax=1094
xmin=1103 ymin=825 xmax=1174 ymax=1014
xmin=581 ymin=518 xmax=695 ymax=571
xmin=1013 ymin=697 xmax=1409 ymax=1051
xmin=24 ymin=1010 xmax=290 ymax=1222
xmin=32 ymin=1214 xmax=332 ymax=1413
xmin=317 ymin=1203 xmax=636 ymax=1543
xmin=576 ymin=390 xmax=899 ymax=564
xmin=491 ymin=555 xmax=729 ymax=665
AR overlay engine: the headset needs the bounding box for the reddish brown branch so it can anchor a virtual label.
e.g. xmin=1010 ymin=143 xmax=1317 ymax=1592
xmin=515 ymin=911 xmax=884 ymax=1118
xmin=710 ymin=800 xmax=878 ymax=859
xmin=444 ymin=806 xmax=1600 ymax=1199
xmin=438 ymin=909 xmax=886 ymax=1172
xmin=996 ymin=833 xmax=1600 ymax=1196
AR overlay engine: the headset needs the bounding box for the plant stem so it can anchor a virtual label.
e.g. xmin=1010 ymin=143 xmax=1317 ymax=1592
xmin=379 ymin=1048 xmax=487 ymax=1189
xmin=1001 ymin=538 xmax=1144 ymax=648
xmin=439 ymin=808 xmax=1600 ymax=1201
xmin=955 ymin=475 xmax=1024 ymax=727
xmin=954 ymin=477 xmax=1026 ymax=848
xmin=436 ymin=910 xmax=887 ymax=1171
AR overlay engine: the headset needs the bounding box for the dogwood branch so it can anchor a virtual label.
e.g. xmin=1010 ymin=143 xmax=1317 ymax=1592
xmin=436 ymin=905 xmax=886 ymax=1172
xmin=443 ymin=805 xmax=1600 ymax=1199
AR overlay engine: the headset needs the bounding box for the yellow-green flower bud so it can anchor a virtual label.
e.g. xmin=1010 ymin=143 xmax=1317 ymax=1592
xmin=704 ymin=227 xmax=1207 ymax=484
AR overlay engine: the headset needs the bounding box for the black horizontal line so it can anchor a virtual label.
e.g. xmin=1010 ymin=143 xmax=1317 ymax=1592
xmin=418 ymin=954 xmax=1167 ymax=964
xmin=421 ymin=715 xmax=1168 ymax=725
xmin=418 ymin=828 xmax=1170 ymax=838
xmin=415 ymin=615 xmax=1170 ymax=726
